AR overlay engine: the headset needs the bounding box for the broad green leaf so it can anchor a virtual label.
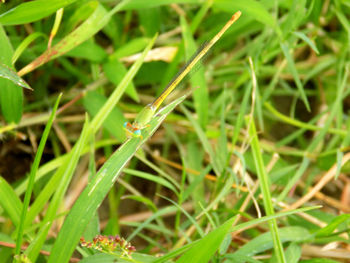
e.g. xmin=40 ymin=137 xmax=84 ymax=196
xmin=0 ymin=0 xmax=77 ymax=25
xmin=285 ymin=243 xmax=302 ymax=263
xmin=0 ymin=25 xmax=22 ymax=123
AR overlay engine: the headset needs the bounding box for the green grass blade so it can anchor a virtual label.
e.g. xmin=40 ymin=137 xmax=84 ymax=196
xmin=246 ymin=115 xmax=286 ymax=263
xmin=293 ymin=31 xmax=319 ymax=55
xmin=89 ymin=33 xmax=157 ymax=132
xmin=123 ymin=169 xmax=178 ymax=194
xmin=0 ymin=25 xmax=22 ymax=123
xmin=264 ymin=102 xmax=346 ymax=136
xmin=181 ymin=104 xmax=223 ymax=175
xmin=14 ymin=94 xmax=62 ymax=256
xmin=83 ymin=91 xmax=126 ymax=141
xmin=278 ymin=63 xmax=348 ymax=201
xmin=0 ymin=177 xmax=22 ymax=227
xmin=285 ymin=243 xmax=302 ymax=263
xmin=280 ymin=42 xmax=310 ymax=111
xmin=48 ymin=95 xmax=188 ymax=263
xmin=176 ymin=217 xmax=236 ymax=263
xmin=0 ymin=0 xmax=78 ymax=25
xmin=180 ymin=16 xmax=208 ymax=128
xmin=0 ymin=63 xmax=31 ymax=90
xmin=11 ymin=32 xmax=47 ymax=64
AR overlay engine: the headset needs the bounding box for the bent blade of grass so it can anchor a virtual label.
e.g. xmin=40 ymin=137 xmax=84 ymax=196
xmin=135 ymin=153 xmax=181 ymax=190
xmin=123 ymin=169 xmax=179 ymax=194
xmin=48 ymin=95 xmax=188 ymax=263
xmin=15 ymin=94 xmax=62 ymax=256
xmin=161 ymin=195 xmax=205 ymax=237
xmin=264 ymin=102 xmax=346 ymax=136
xmin=17 ymin=0 xmax=130 ymax=76
xmin=12 ymin=32 xmax=47 ymax=64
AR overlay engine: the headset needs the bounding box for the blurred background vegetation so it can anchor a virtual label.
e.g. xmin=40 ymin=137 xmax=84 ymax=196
xmin=0 ymin=0 xmax=349 ymax=262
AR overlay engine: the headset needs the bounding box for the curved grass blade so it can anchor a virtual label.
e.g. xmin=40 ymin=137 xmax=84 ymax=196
xmin=12 ymin=32 xmax=47 ymax=64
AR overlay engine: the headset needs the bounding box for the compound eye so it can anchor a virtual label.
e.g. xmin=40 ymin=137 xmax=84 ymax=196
xmin=123 ymin=122 xmax=128 ymax=128
xmin=134 ymin=129 xmax=141 ymax=137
